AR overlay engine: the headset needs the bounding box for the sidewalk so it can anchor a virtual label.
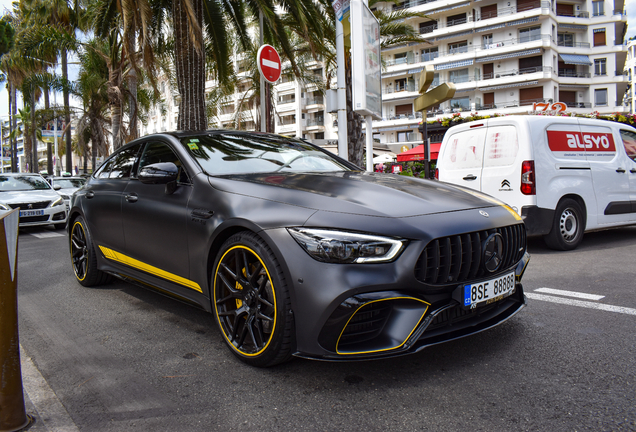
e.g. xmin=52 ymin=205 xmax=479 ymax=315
xmin=20 ymin=345 xmax=79 ymax=432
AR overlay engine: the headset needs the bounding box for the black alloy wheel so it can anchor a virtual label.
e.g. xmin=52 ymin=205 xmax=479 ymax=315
xmin=70 ymin=216 xmax=111 ymax=286
xmin=212 ymin=232 xmax=294 ymax=367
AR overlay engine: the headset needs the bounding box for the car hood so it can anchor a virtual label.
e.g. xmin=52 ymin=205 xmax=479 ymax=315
xmin=0 ymin=189 xmax=61 ymax=204
xmin=209 ymin=171 xmax=500 ymax=218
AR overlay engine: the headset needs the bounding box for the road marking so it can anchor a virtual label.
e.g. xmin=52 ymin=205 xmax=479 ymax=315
xmin=526 ymin=293 xmax=636 ymax=316
xmin=534 ymin=288 xmax=605 ymax=301
xmin=30 ymin=231 xmax=65 ymax=239
xmin=20 ymin=345 xmax=80 ymax=432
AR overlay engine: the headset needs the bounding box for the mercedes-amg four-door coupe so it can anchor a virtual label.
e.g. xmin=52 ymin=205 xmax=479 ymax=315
xmin=69 ymin=131 xmax=529 ymax=367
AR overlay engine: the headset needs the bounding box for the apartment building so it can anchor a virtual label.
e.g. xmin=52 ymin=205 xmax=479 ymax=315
xmin=374 ymin=0 xmax=629 ymax=153
xmin=625 ymin=39 xmax=635 ymax=112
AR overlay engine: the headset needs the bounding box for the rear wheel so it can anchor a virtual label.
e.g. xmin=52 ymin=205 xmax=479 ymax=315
xmin=212 ymin=232 xmax=294 ymax=367
xmin=544 ymin=198 xmax=585 ymax=251
xmin=70 ymin=217 xmax=111 ymax=286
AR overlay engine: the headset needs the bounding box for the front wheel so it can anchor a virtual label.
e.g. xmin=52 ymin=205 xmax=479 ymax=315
xmin=544 ymin=199 xmax=585 ymax=251
xmin=212 ymin=232 xmax=294 ymax=367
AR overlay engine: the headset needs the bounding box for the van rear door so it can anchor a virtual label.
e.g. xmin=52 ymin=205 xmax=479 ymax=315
xmin=617 ymin=128 xmax=636 ymax=221
xmin=437 ymin=124 xmax=487 ymax=192
xmin=480 ymin=124 xmax=522 ymax=212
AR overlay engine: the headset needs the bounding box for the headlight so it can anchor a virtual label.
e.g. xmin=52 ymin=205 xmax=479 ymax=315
xmin=51 ymin=197 xmax=65 ymax=207
xmin=287 ymin=228 xmax=406 ymax=264
xmin=0 ymin=203 xmax=10 ymax=211
xmin=60 ymin=194 xmax=70 ymax=200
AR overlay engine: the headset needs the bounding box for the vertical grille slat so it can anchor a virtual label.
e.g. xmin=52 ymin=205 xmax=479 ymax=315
xmin=416 ymin=224 xmax=526 ymax=286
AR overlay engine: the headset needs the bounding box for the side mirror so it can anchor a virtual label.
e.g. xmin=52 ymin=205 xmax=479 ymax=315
xmin=53 ymin=184 xmax=62 ymax=191
xmin=138 ymin=162 xmax=179 ymax=184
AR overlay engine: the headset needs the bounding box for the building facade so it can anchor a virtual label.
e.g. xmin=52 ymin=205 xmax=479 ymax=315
xmin=625 ymin=39 xmax=635 ymax=113
xmin=375 ymin=0 xmax=629 ymax=153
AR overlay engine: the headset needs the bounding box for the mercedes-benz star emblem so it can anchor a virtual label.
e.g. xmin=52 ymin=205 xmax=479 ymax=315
xmin=479 ymin=210 xmax=489 ymax=218
xmin=483 ymin=233 xmax=504 ymax=273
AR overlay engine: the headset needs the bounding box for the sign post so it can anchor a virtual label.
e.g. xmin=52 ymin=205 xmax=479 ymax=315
xmin=0 ymin=209 xmax=31 ymax=432
xmin=257 ymin=45 xmax=282 ymax=133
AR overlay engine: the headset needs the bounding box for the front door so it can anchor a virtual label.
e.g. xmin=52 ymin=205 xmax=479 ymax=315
xmin=121 ymin=140 xmax=195 ymax=292
xmin=579 ymin=121 xmax=632 ymax=225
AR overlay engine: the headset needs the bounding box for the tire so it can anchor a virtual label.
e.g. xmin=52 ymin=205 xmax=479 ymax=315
xmin=69 ymin=216 xmax=111 ymax=286
xmin=212 ymin=232 xmax=294 ymax=367
xmin=544 ymin=198 xmax=585 ymax=251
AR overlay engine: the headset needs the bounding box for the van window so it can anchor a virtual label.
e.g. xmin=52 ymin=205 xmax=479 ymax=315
xmin=440 ymin=128 xmax=486 ymax=169
xmin=620 ymin=130 xmax=636 ymax=162
xmin=484 ymin=126 xmax=519 ymax=167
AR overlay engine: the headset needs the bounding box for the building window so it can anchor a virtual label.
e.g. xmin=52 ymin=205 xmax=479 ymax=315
xmin=419 ymin=20 xmax=438 ymax=34
xmin=557 ymin=33 xmax=574 ymax=47
xmin=421 ymin=47 xmax=439 ymax=62
xmin=450 ymin=96 xmax=470 ymax=111
xmin=593 ymin=28 xmax=606 ymax=46
xmin=447 ymin=13 xmax=467 ymax=27
xmin=397 ymin=131 xmax=411 ymax=142
xmin=394 ymin=52 xmax=408 ymax=65
xmin=519 ymin=26 xmax=541 ymax=43
xmin=594 ymin=58 xmax=607 ymax=76
xmin=594 ymin=88 xmax=608 ymax=106
xmin=449 ymin=68 xmax=469 ymax=84
xmin=592 ymin=1 xmax=604 ymax=16
xmin=448 ymin=41 xmax=468 ymax=54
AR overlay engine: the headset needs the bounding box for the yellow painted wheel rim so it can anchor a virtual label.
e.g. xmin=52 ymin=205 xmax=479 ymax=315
xmin=213 ymin=245 xmax=277 ymax=357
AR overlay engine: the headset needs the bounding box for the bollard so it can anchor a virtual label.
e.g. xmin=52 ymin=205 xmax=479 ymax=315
xmin=0 ymin=209 xmax=30 ymax=432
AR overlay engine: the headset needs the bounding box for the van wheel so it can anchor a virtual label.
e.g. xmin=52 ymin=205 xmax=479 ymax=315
xmin=544 ymin=199 xmax=584 ymax=251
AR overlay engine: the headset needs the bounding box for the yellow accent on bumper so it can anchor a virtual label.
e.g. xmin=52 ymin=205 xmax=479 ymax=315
xmin=98 ymin=246 xmax=202 ymax=293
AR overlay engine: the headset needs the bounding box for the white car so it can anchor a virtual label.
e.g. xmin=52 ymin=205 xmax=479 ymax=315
xmin=0 ymin=173 xmax=68 ymax=229
xmin=49 ymin=176 xmax=87 ymax=211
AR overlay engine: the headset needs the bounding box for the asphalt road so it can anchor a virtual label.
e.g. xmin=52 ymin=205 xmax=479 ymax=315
xmin=14 ymin=226 xmax=636 ymax=431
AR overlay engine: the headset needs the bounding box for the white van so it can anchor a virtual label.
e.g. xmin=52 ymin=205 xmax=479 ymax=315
xmin=436 ymin=116 xmax=636 ymax=250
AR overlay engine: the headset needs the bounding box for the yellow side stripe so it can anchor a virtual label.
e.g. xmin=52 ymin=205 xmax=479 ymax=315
xmin=98 ymin=246 xmax=202 ymax=293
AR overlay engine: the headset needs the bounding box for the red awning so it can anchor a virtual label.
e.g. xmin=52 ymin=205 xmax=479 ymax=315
xmin=396 ymin=143 xmax=441 ymax=162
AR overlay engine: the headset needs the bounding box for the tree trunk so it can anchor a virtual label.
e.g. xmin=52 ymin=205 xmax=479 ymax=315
xmin=128 ymin=37 xmax=138 ymax=141
xmin=62 ymin=50 xmax=72 ymax=174
xmin=172 ymin=0 xmax=207 ymax=131
xmin=108 ymin=66 xmax=123 ymax=150
xmin=345 ymin=54 xmax=364 ymax=167
xmin=44 ymin=89 xmax=53 ymax=175
xmin=31 ymin=90 xmax=37 ymax=173
xmin=9 ymin=82 xmax=15 ymax=172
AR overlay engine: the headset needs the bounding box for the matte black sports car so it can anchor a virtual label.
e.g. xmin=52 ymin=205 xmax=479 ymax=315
xmin=68 ymin=131 xmax=530 ymax=367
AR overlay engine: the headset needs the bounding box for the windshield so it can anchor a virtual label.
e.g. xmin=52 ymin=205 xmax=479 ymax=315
xmin=180 ymin=133 xmax=355 ymax=175
xmin=54 ymin=178 xmax=86 ymax=189
xmin=0 ymin=175 xmax=52 ymax=192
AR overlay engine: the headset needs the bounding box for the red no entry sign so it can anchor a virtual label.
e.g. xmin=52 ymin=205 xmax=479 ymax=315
xmin=257 ymin=45 xmax=282 ymax=84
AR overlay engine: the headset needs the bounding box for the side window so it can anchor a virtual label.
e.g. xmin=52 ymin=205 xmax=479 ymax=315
xmin=109 ymin=144 xmax=142 ymax=178
xmin=484 ymin=126 xmax=519 ymax=168
xmin=620 ymin=130 xmax=636 ymax=162
xmin=95 ymin=158 xmax=115 ymax=178
xmin=138 ymin=141 xmax=191 ymax=183
xmin=440 ymin=128 xmax=487 ymax=170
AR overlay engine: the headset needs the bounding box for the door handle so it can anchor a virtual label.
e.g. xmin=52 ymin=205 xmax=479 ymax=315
xmin=616 ymin=168 xmax=626 ymax=173
xmin=463 ymin=175 xmax=477 ymax=181
xmin=191 ymin=209 xmax=214 ymax=219
xmin=125 ymin=193 xmax=138 ymax=203
xmin=631 ymin=168 xmax=636 ymax=174
xmin=86 ymin=190 xmax=95 ymax=199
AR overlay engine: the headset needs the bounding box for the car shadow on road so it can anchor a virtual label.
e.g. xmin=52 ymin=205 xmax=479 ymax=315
xmin=527 ymin=226 xmax=636 ymax=255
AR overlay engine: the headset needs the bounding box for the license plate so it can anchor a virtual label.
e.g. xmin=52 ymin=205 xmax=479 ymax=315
xmin=20 ymin=209 xmax=44 ymax=217
xmin=460 ymin=271 xmax=515 ymax=309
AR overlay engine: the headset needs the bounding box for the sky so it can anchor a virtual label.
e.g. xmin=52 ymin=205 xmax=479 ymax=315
xmin=0 ymin=0 xmax=634 ymax=121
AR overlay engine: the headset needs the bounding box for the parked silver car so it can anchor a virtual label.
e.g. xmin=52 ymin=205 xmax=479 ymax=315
xmin=0 ymin=173 xmax=67 ymax=229
xmin=49 ymin=176 xmax=87 ymax=211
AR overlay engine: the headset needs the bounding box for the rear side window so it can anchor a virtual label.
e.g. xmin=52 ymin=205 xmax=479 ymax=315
xmin=483 ymin=126 xmax=519 ymax=167
xmin=440 ymin=128 xmax=486 ymax=169
xmin=109 ymin=144 xmax=142 ymax=178
xmin=620 ymin=129 xmax=636 ymax=162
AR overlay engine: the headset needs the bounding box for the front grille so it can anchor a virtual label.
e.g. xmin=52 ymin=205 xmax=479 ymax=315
xmin=9 ymin=201 xmax=51 ymax=210
xmin=20 ymin=215 xmax=49 ymax=223
xmin=415 ymin=224 xmax=526 ymax=285
xmin=338 ymin=302 xmax=391 ymax=348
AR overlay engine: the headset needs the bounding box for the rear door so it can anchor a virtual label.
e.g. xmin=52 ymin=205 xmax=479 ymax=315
xmin=480 ymin=124 xmax=521 ymax=211
xmin=437 ymin=124 xmax=487 ymax=191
